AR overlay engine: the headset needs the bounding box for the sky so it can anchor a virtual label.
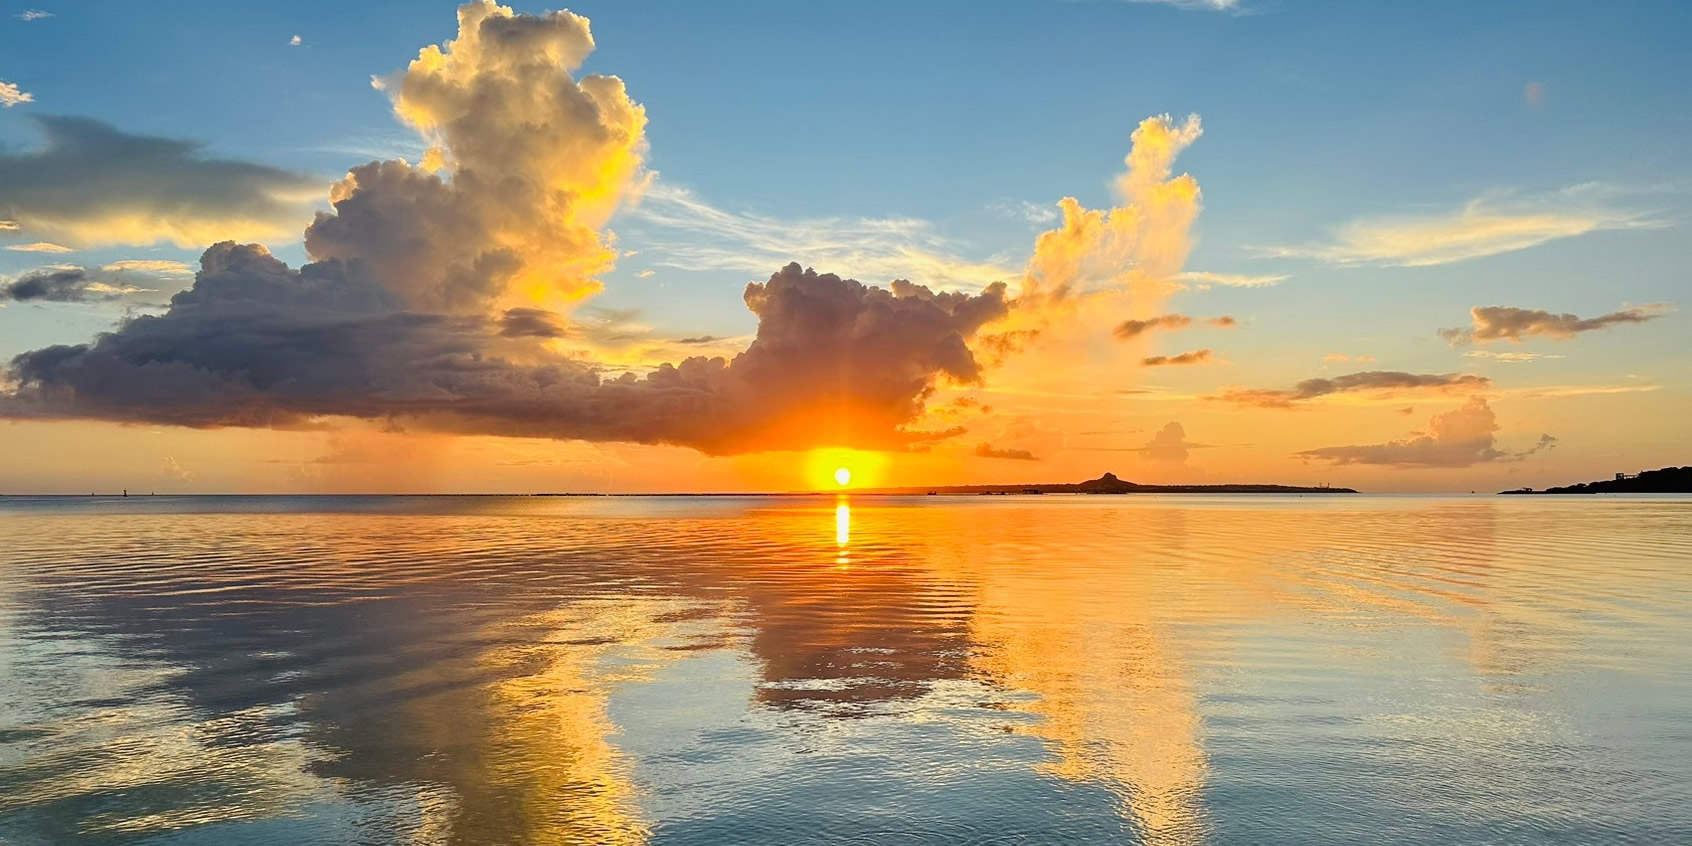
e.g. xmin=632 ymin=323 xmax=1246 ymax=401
xmin=0 ymin=0 xmax=1687 ymax=494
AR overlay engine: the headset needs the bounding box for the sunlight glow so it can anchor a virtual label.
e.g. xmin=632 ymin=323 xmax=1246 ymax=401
xmin=802 ymin=448 xmax=889 ymax=491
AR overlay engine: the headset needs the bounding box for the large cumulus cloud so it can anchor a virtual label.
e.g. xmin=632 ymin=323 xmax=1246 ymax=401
xmin=307 ymin=0 xmax=647 ymax=313
xmin=2 ymin=2 xmax=1183 ymax=456
xmin=4 ymin=249 xmax=1005 ymax=453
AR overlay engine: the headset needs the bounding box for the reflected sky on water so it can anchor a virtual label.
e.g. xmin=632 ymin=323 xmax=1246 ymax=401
xmin=2 ymin=494 xmax=1690 ymax=844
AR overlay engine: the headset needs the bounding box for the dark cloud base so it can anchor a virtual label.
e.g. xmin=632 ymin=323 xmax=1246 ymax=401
xmin=3 ymin=248 xmax=1007 ymax=455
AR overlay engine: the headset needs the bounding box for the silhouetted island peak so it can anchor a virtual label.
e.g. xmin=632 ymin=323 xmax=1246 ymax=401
xmin=883 ymin=472 xmax=1356 ymax=496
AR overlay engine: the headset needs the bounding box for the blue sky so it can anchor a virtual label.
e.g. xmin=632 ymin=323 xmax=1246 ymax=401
xmin=0 ymin=0 xmax=1688 ymax=492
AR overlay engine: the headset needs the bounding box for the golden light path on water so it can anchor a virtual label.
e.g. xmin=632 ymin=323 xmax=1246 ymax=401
xmin=1 ymin=494 xmax=1690 ymax=845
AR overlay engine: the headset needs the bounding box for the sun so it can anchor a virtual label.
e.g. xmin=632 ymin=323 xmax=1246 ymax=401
xmin=803 ymin=447 xmax=887 ymax=491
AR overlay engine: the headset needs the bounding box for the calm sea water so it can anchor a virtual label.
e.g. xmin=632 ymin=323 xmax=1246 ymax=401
xmin=1 ymin=494 xmax=1689 ymax=845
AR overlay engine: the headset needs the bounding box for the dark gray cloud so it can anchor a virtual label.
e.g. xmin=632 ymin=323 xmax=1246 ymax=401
xmin=1113 ymin=313 xmax=1234 ymax=340
xmin=1141 ymin=349 xmax=1212 ymax=367
xmin=1116 ymin=314 xmax=1191 ymax=339
xmin=1440 ymin=304 xmax=1669 ymax=344
xmin=1 ymin=266 xmax=156 ymax=303
xmin=973 ymin=443 xmax=1038 ymax=461
xmin=3 ymin=252 xmax=1007 ymax=454
xmin=498 ymin=307 xmax=569 ymax=338
xmin=1212 ymin=370 xmax=1492 ymax=409
xmin=0 ymin=116 xmax=316 ymax=247
xmin=1297 ymin=397 xmax=1556 ymax=468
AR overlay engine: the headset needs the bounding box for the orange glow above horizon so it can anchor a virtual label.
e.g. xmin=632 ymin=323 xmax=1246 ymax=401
xmin=803 ymin=448 xmax=888 ymax=491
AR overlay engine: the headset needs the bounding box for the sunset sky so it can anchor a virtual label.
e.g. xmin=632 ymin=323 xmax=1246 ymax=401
xmin=1 ymin=0 xmax=1687 ymax=494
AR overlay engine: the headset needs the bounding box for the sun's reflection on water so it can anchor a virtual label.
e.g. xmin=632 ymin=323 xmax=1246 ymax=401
xmin=2 ymin=496 xmax=1690 ymax=844
xmin=834 ymin=496 xmax=851 ymax=568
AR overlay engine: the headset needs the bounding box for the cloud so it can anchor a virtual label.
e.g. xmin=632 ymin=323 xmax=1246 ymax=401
xmin=1324 ymin=353 xmax=1376 ymax=363
xmin=1176 ymin=270 xmax=1286 ymax=288
xmin=990 ymin=199 xmax=1060 ymax=226
xmin=0 ymin=81 xmax=31 ymax=108
xmin=497 ymin=307 xmax=570 ymax=338
xmin=1297 ymin=397 xmax=1556 ymax=468
xmin=1113 ymin=312 xmax=1234 ymax=340
xmin=1463 ymin=350 xmax=1564 ymax=363
xmin=1 ymin=267 xmax=155 ymax=302
xmin=102 ymin=259 xmax=194 ymax=276
xmin=3 ymin=250 xmax=1005 ymax=453
xmin=17 ymin=10 xmax=52 ymax=21
xmin=311 ymin=2 xmax=647 ymax=313
xmin=0 ymin=116 xmax=318 ymax=248
xmin=1523 ymin=81 xmax=1545 ymax=109
xmin=1141 ymin=349 xmax=1213 ymax=367
xmin=162 ymin=456 xmax=194 ymax=483
xmin=289 ymin=35 xmax=303 ymax=46
xmin=1136 ymin=421 xmax=1211 ymax=463
xmin=625 ymin=182 xmax=1018 ymax=292
xmin=1261 ymin=186 xmax=1655 ymax=267
xmin=1212 ymin=370 xmax=1491 ymax=408
xmin=6 ymin=242 xmax=72 ymax=253
xmin=1126 ymin=0 xmax=1241 ymax=10
xmin=1439 ymin=304 xmax=1670 ymax=344
xmin=974 ymin=443 xmax=1038 ymax=461
xmin=1115 ymin=313 xmax=1190 ymax=339
xmin=1024 ymin=114 xmax=1203 ymax=300
xmin=0 ymin=3 xmax=1199 ymax=460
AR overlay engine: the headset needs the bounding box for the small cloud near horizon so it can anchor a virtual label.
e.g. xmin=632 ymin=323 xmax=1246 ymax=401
xmin=974 ymin=443 xmax=1039 ymax=461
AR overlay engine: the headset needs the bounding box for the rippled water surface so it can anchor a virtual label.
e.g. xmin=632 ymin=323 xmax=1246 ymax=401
xmin=2 ymin=494 xmax=1690 ymax=845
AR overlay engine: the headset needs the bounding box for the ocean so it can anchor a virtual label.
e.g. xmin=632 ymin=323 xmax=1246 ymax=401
xmin=2 ymin=494 xmax=1689 ymax=844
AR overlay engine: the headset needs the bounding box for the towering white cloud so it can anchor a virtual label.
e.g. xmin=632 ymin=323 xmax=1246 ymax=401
xmin=307 ymin=1 xmax=647 ymax=312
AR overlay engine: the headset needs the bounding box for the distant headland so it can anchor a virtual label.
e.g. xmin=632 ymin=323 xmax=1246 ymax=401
xmin=867 ymin=472 xmax=1356 ymax=496
xmin=1499 ymin=466 xmax=1692 ymax=495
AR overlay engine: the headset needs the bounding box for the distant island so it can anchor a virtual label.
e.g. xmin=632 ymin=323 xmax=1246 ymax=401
xmin=869 ymin=472 xmax=1356 ymax=496
xmin=1500 ymin=466 xmax=1692 ymax=495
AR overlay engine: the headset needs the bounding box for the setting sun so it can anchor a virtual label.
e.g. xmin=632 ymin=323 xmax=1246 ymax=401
xmin=802 ymin=448 xmax=888 ymax=491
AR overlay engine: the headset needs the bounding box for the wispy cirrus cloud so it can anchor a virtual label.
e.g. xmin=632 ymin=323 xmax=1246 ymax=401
xmin=6 ymin=242 xmax=72 ymax=253
xmin=989 ymin=199 xmax=1059 ymax=226
xmin=1124 ymin=0 xmax=1242 ymax=11
xmin=17 ymin=10 xmax=52 ymax=21
xmin=101 ymin=259 xmax=194 ymax=276
xmin=625 ymin=182 xmax=1020 ymax=290
xmin=1260 ymin=185 xmax=1659 ymax=267
xmin=1177 ymin=270 xmax=1287 ymax=288
xmin=1464 ymin=350 xmax=1564 ymax=363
